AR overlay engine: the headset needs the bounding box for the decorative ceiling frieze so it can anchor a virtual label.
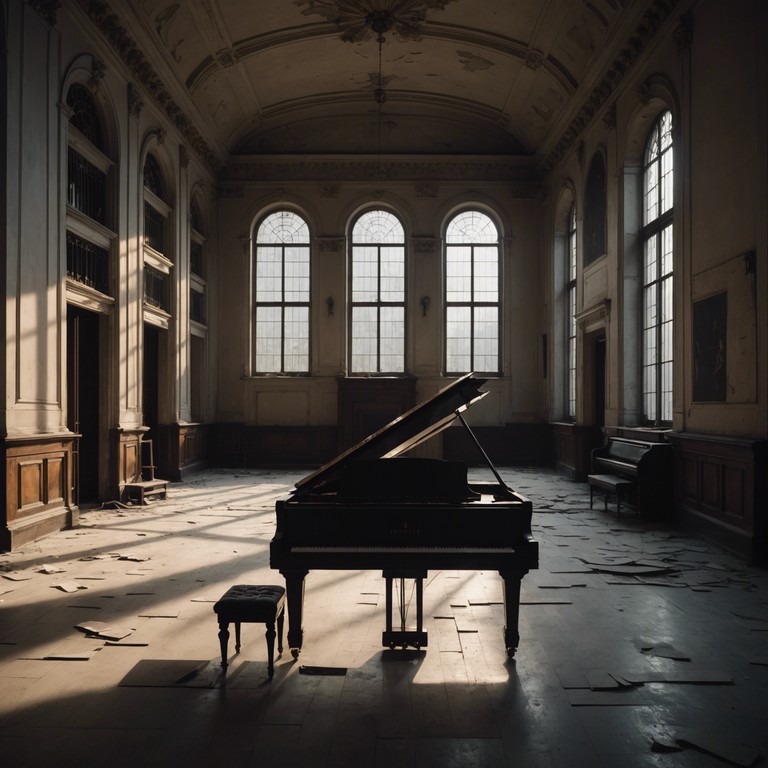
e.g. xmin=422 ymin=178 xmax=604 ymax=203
xmin=74 ymin=0 xmax=223 ymax=172
xmin=223 ymin=158 xmax=537 ymax=186
xmin=28 ymin=0 xmax=60 ymax=26
xmin=543 ymin=0 xmax=681 ymax=172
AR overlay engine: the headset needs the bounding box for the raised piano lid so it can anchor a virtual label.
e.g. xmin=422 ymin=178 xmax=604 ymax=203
xmin=291 ymin=372 xmax=489 ymax=496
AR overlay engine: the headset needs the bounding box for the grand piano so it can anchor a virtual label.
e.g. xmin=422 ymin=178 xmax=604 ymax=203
xmin=269 ymin=373 xmax=539 ymax=657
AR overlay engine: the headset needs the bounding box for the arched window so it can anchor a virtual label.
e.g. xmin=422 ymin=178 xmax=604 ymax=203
xmin=142 ymin=151 xmax=172 ymax=313
xmin=190 ymin=198 xmax=207 ymax=326
xmin=566 ymin=204 xmax=577 ymax=419
xmin=66 ymin=83 xmax=110 ymax=295
xmin=350 ymin=210 xmax=405 ymax=374
xmin=67 ymin=83 xmax=104 ymax=150
xmin=444 ymin=210 xmax=501 ymax=375
xmin=642 ymin=110 xmax=674 ymax=424
xmin=253 ymin=210 xmax=311 ymax=374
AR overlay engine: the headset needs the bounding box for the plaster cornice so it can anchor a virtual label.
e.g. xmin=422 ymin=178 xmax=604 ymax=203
xmin=73 ymin=0 xmax=223 ymax=173
xmin=542 ymin=0 xmax=682 ymax=174
xmin=224 ymin=156 xmax=538 ymax=187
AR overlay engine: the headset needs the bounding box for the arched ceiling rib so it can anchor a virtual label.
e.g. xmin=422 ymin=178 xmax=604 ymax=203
xmin=86 ymin=0 xmax=680 ymax=168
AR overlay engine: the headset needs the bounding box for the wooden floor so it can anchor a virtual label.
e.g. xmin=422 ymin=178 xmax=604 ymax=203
xmin=1 ymin=467 xmax=767 ymax=767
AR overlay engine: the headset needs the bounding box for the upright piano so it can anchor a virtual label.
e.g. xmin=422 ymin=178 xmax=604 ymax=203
xmin=269 ymin=373 xmax=539 ymax=657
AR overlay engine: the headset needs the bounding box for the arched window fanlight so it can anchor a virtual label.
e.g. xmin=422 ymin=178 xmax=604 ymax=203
xmin=67 ymin=83 xmax=104 ymax=150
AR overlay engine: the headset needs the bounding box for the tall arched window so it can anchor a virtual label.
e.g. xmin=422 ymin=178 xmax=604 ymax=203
xmin=642 ymin=110 xmax=674 ymax=424
xmin=253 ymin=210 xmax=310 ymax=374
xmin=566 ymin=204 xmax=577 ymax=419
xmin=142 ymin=152 xmax=172 ymax=313
xmin=190 ymin=198 xmax=207 ymax=327
xmin=66 ymin=83 xmax=110 ymax=296
xmin=350 ymin=210 xmax=405 ymax=374
xmin=444 ymin=210 xmax=501 ymax=375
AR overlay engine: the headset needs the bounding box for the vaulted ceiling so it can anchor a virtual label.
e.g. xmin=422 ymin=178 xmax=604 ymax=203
xmin=97 ymin=0 xmax=676 ymax=168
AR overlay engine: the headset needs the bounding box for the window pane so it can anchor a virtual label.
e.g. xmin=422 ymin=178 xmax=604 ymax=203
xmin=283 ymin=306 xmax=309 ymax=372
xmin=353 ymin=210 xmax=404 ymax=244
xmin=379 ymin=306 xmax=404 ymax=372
xmin=660 ymin=224 xmax=673 ymax=277
xmin=446 ymin=306 xmax=471 ymax=373
xmin=380 ymin=246 xmax=404 ymax=302
xmin=644 ymin=162 xmax=659 ymax=225
xmin=661 ymin=361 xmax=673 ymax=422
xmin=473 ymin=306 xmax=499 ymax=372
xmin=661 ymin=146 xmax=674 ymax=214
xmin=350 ymin=211 xmax=406 ymax=373
xmin=446 ymin=246 xmax=472 ymax=302
xmin=254 ymin=211 xmax=311 ymax=373
xmin=641 ymin=110 xmax=674 ymax=423
xmin=256 ymin=246 xmax=282 ymax=302
xmin=643 ymin=236 xmax=657 ymax=285
xmin=284 ymin=246 xmax=310 ymax=302
xmin=473 ymin=247 xmax=498 ymax=302
xmin=446 ymin=210 xmax=497 ymax=243
xmin=351 ymin=306 xmax=378 ymax=373
xmin=255 ymin=306 xmax=281 ymax=372
xmin=257 ymin=210 xmax=309 ymax=244
xmin=351 ymin=245 xmax=378 ymax=302
xmin=445 ymin=210 xmax=501 ymax=374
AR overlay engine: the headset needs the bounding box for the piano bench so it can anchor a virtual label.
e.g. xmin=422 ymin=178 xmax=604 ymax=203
xmin=587 ymin=474 xmax=636 ymax=516
xmin=213 ymin=584 xmax=286 ymax=677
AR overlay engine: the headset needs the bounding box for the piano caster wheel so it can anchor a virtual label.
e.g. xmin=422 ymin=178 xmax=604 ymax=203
xmin=506 ymin=648 xmax=517 ymax=658
xmin=291 ymin=648 xmax=300 ymax=660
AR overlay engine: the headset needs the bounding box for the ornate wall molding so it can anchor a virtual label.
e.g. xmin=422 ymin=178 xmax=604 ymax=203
xmin=544 ymin=0 xmax=681 ymax=173
xmin=673 ymin=10 xmax=694 ymax=56
xmin=415 ymin=184 xmax=438 ymax=198
xmin=411 ymin=237 xmax=437 ymax=254
xmin=602 ymin=102 xmax=617 ymax=131
xmin=127 ymin=82 xmax=144 ymax=119
xmin=29 ymin=0 xmax=60 ymax=26
xmin=317 ymin=237 xmax=345 ymax=253
xmin=224 ymin=158 xmax=536 ymax=185
xmin=88 ymin=58 xmax=106 ymax=92
xmin=74 ymin=0 xmax=222 ymax=172
xmin=216 ymin=185 xmax=245 ymax=199
xmin=524 ymin=48 xmax=545 ymax=71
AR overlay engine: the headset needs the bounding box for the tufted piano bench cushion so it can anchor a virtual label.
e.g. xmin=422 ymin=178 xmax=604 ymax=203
xmin=213 ymin=584 xmax=286 ymax=677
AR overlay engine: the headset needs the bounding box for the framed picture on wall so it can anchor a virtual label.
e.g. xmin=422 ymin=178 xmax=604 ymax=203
xmin=693 ymin=291 xmax=727 ymax=402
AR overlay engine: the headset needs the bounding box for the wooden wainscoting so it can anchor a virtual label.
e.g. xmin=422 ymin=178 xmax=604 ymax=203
xmin=551 ymin=422 xmax=602 ymax=481
xmin=669 ymin=433 xmax=767 ymax=565
xmin=111 ymin=427 xmax=147 ymax=501
xmin=337 ymin=377 xmax=416 ymax=452
xmin=209 ymin=424 xmax=337 ymax=468
xmin=1 ymin=435 xmax=78 ymax=551
xmin=155 ymin=423 xmax=209 ymax=481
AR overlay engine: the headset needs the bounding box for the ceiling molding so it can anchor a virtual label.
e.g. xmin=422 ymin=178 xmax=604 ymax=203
xmin=542 ymin=0 xmax=681 ymax=173
xmin=223 ymin=156 xmax=539 ymax=187
xmin=74 ymin=0 xmax=224 ymax=173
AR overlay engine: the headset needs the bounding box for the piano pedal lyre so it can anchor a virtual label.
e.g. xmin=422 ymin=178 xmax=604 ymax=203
xmin=382 ymin=570 xmax=428 ymax=650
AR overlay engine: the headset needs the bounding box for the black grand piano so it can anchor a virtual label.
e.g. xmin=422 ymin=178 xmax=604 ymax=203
xmin=269 ymin=373 xmax=539 ymax=657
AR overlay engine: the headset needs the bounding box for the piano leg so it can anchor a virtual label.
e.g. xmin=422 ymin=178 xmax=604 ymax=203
xmin=280 ymin=569 xmax=308 ymax=659
xmin=499 ymin=569 xmax=529 ymax=657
